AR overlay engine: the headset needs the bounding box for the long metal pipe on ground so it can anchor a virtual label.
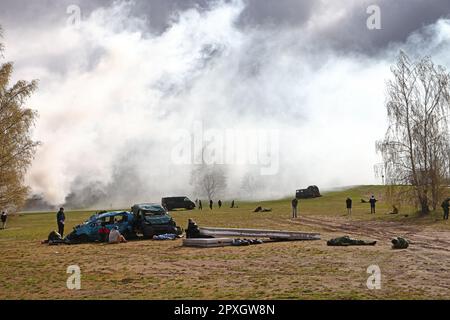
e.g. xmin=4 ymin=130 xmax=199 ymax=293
xmin=198 ymin=227 xmax=321 ymax=240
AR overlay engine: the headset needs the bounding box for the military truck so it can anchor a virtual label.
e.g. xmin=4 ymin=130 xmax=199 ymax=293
xmin=131 ymin=203 xmax=182 ymax=239
xmin=295 ymin=185 xmax=321 ymax=199
xmin=161 ymin=196 xmax=195 ymax=211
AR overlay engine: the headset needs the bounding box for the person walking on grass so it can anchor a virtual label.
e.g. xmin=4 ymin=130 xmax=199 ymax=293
xmin=56 ymin=207 xmax=65 ymax=237
xmin=346 ymin=197 xmax=352 ymax=215
xmin=291 ymin=197 xmax=298 ymax=219
xmin=442 ymin=198 xmax=450 ymax=220
xmin=1 ymin=211 xmax=7 ymax=229
xmin=369 ymin=195 xmax=377 ymax=214
xmin=198 ymin=199 xmax=202 ymax=210
xmin=230 ymin=200 xmax=235 ymax=208
xmin=209 ymin=200 xmax=213 ymax=210
xmin=218 ymin=200 xmax=222 ymax=209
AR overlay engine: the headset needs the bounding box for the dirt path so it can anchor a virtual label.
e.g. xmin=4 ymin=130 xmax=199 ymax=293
xmin=294 ymin=215 xmax=450 ymax=266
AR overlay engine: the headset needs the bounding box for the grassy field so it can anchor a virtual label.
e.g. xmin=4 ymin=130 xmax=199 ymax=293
xmin=1 ymin=185 xmax=449 ymax=300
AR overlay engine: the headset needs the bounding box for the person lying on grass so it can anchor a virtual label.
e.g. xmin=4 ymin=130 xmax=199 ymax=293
xmin=108 ymin=226 xmax=127 ymax=244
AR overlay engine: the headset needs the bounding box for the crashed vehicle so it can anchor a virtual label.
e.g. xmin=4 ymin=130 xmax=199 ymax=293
xmin=66 ymin=211 xmax=135 ymax=243
xmin=131 ymin=203 xmax=182 ymax=239
xmin=65 ymin=204 xmax=182 ymax=243
xmin=295 ymin=185 xmax=321 ymax=199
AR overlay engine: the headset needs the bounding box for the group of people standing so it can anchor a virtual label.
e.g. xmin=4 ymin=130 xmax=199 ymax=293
xmin=291 ymin=195 xmax=378 ymax=219
xmin=195 ymin=199 xmax=236 ymax=210
xmin=291 ymin=194 xmax=450 ymax=219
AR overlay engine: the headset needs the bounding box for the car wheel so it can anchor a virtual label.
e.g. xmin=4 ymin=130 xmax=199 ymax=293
xmin=143 ymin=226 xmax=154 ymax=239
xmin=78 ymin=234 xmax=90 ymax=243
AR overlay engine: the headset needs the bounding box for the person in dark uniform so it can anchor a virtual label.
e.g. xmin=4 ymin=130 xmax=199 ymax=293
xmin=369 ymin=195 xmax=377 ymax=214
xmin=346 ymin=197 xmax=352 ymax=215
xmin=56 ymin=207 xmax=66 ymax=237
xmin=1 ymin=211 xmax=7 ymax=229
xmin=209 ymin=200 xmax=213 ymax=210
xmin=442 ymin=198 xmax=450 ymax=220
xmin=198 ymin=200 xmax=202 ymax=210
xmin=291 ymin=198 xmax=298 ymax=219
xmin=218 ymin=200 xmax=222 ymax=208
xmin=230 ymin=200 xmax=235 ymax=208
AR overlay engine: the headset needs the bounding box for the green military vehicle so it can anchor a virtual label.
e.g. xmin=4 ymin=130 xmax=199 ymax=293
xmin=131 ymin=203 xmax=182 ymax=239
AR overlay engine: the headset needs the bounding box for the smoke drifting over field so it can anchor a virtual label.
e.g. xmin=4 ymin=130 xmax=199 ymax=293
xmin=1 ymin=0 xmax=450 ymax=208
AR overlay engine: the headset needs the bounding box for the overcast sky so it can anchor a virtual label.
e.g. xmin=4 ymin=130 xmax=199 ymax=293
xmin=1 ymin=0 xmax=450 ymax=207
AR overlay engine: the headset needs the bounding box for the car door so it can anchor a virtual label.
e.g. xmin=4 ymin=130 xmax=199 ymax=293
xmin=87 ymin=218 xmax=101 ymax=240
xmin=116 ymin=213 xmax=130 ymax=234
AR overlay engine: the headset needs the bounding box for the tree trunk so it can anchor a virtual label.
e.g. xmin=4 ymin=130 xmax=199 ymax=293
xmin=419 ymin=196 xmax=430 ymax=215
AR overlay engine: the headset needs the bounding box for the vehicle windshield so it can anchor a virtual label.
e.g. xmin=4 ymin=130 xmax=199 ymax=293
xmin=141 ymin=208 xmax=165 ymax=217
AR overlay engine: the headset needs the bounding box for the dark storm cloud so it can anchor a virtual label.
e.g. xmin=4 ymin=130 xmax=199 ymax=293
xmin=1 ymin=0 xmax=450 ymax=52
xmin=319 ymin=0 xmax=450 ymax=53
xmin=0 ymin=0 xmax=212 ymax=33
xmin=237 ymin=0 xmax=318 ymax=28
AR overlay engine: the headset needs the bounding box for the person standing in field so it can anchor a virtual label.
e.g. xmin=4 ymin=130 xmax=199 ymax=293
xmin=442 ymin=198 xmax=450 ymax=220
xmin=230 ymin=200 xmax=235 ymax=208
xmin=1 ymin=211 xmax=7 ymax=229
xmin=198 ymin=199 xmax=202 ymax=210
xmin=56 ymin=207 xmax=65 ymax=237
xmin=291 ymin=198 xmax=298 ymax=219
xmin=346 ymin=197 xmax=352 ymax=215
xmin=218 ymin=200 xmax=222 ymax=209
xmin=369 ymin=195 xmax=377 ymax=214
xmin=209 ymin=200 xmax=213 ymax=210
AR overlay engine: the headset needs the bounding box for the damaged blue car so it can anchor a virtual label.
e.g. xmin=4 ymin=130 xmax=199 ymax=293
xmin=66 ymin=211 xmax=135 ymax=243
xmin=65 ymin=203 xmax=182 ymax=243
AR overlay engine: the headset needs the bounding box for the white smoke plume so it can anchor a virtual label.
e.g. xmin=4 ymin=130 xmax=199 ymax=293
xmin=2 ymin=0 xmax=450 ymax=208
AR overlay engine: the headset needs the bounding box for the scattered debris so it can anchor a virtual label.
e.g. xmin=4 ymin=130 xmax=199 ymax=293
xmin=183 ymin=237 xmax=264 ymax=248
xmin=327 ymin=235 xmax=376 ymax=246
xmin=392 ymin=237 xmax=409 ymax=249
xmin=152 ymin=233 xmax=180 ymax=240
xmin=231 ymin=239 xmax=263 ymax=246
xmin=253 ymin=206 xmax=272 ymax=212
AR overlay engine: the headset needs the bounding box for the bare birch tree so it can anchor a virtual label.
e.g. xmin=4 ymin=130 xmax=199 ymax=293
xmin=377 ymin=51 xmax=450 ymax=214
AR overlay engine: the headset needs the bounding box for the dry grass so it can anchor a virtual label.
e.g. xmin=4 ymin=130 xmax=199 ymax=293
xmin=1 ymin=185 xmax=449 ymax=300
